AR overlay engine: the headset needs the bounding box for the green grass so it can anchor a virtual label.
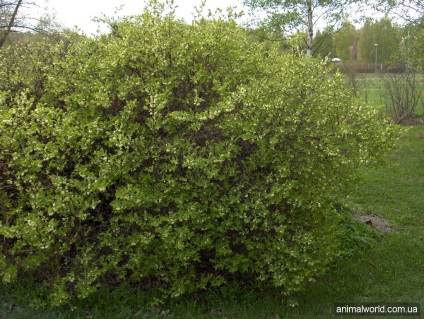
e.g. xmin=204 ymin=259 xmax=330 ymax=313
xmin=357 ymin=74 xmax=385 ymax=106
xmin=1 ymin=126 xmax=423 ymax=319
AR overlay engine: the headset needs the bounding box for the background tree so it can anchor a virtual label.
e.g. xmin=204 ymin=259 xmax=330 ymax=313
xmin=357 ymin=19 xmax=375 ymax=63
xmin=373 ymin=17 xmax=402 ymax=65
xmin=402 ymin=22 xmax=424 ymax=68
xmin=357 ymin=17 xmax=401 ymax=66
xmin=0 ymin=0 xmax=58 ymax=49
xmin=0 ymin=0 xmax=24 ymax=48
xmin=313 ymin=26 xmax=335 ymax=58
xmin=333 ymin=21 xmax=358 ymax=61
xmin=384 ymin=0 xmax=423 ymax=25
xmin=246 ymin=24 xmax=291 ymax=54
xmin=243 ymin=0 xmax=360 ymax=57
xmin=381 ymin=0 xmax=423 ymax=68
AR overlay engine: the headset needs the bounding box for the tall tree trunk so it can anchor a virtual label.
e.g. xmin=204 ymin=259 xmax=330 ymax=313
xmin=307 ymin=1 xmax=313 ymax=57
xmin=0 ymin=0 xmax=24 ymax=49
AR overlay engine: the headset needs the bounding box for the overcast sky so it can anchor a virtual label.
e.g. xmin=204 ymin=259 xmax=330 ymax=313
xmin=46 ymin=0 xmax=244 ymax=35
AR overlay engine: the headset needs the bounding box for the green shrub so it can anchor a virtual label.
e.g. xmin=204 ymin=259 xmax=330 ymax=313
xmin=0 ymin=35 xmax=70 ymax=104
xmin=381 ymin=71 xmax=423 ymax=123
xmin=0 ymin=4 xmax=399 ymax=305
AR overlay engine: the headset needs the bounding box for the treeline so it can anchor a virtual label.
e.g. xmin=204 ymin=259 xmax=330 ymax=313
xmin=316 ymin=18 xmax=401 ymax=63
xmin=249 ymin=16 xmax=422 ymax=72
xmin=315 ymin=17 xmax=423 ymax=72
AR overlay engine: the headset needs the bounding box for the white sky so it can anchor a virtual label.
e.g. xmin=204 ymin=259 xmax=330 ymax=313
xmin=46 ymin=0 xmax=245 ymax=35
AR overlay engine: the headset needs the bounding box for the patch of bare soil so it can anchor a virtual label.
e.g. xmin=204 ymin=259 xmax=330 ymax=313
xmin=355 ymin=213 xmax=394 ymax=232
xmin=398 ymin=116 xmax=424 ymax=126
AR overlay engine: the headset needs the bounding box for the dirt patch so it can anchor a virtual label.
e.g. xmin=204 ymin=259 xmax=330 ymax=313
xmin=398 ymin=116 xmax=424 ymax=126
xmin=355 ymin=213 xmax=394 ymax=232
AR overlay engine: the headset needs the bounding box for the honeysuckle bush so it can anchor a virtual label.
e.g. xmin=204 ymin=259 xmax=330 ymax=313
xmin=0 ymin=3 xmax=399 ymax=306
xmin=0 ymin=34 xmax=72 ymax=105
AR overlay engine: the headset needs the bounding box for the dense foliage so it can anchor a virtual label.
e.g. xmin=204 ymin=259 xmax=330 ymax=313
xmin=0 ymin=5 xmax=398 ymax=305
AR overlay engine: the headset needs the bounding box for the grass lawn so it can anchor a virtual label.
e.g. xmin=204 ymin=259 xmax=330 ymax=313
xmin=1 ymin=125 xmax=423 ymax=319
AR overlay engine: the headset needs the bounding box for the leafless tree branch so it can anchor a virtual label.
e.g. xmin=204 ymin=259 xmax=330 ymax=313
xmin=0 ymin=0 xmax=23 ymax=48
